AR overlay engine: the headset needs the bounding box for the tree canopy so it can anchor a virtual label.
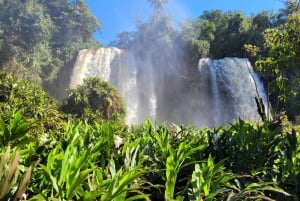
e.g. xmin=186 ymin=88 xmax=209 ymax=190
xmin=0 ymin=0 xmax=100 ymax=88
xmin=256 ymin=13 xmax=300 ymax=119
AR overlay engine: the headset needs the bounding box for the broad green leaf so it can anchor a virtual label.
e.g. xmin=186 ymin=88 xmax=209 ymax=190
xmin=82 ymin=190 xmax=102 ymax=201
xmin=40 ymin=164 xmax=60 ymax=195
xmin=67 ymin=168 xmax=93 ymax=199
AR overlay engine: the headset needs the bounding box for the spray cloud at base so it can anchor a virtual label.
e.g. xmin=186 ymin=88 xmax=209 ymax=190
xmin=69 ymin=2 xmax=269 ymax=127
xmin=69 ymin=49 xmax=268 ymax=127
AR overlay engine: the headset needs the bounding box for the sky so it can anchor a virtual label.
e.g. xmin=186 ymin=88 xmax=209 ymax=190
xmin=85 ymin=0 xmax=285 ymax=45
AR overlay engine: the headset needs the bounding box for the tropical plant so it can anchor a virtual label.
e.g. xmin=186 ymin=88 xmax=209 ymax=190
xmin=96 ymin=159 xmax=148 ymax=201
xmin=0 ymin=147 xmax=31 ymax=201
xmin=188 ymin=155 xmax=233 ymax=201
xmin=164 ymin=139 xmax=207 ymax=201
xmin=0 ymin=71 xmax=64 ymax=137
xmin=130 ymin=121 xmax=209 ymax=200
xmin=227 ymin=180 xmax=291 ymax=201
xmin=61 ymin=77 xmax=126 ymax=123
xmin=275 ymin=129 xmax=300 ymax=198
xmin=0 ymin=111 xmax=34 ymax=149
xmin=27 ymin=120 xmax=148 ymax=200
xmin=206 ymin=118 xmax=299 ymax=200
xmin=256 ymin=13 xmax=300 ymax=119
xmin=209 ymin=119 xmax=285 ymax=174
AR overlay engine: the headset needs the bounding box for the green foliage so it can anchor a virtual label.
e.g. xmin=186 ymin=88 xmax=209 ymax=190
xmin=207 ymin=118 xmax=299 ymax=199
xmin=180 ymin=9 xmax=277 ymax=63
xmin=0 ymin=0 xmax=100 ymax=87
xmin=275 ymin=129 xmax=300 ymax=197
xmin=244 ymin=11 xmax=273 ymax=59
xmin=0 ymin=147 xmax=31 ymax=201
xmin=256 ymin=13 xmax=300 ymax=118
xmin=0 ymin=71 xmax=64 ymax=136
xmin=99 ymin=160 xmax=148 ymax=201
xmin=36 ymin=124 xmax=98 ymax=200
xmin=0 ymin=111 xmax=34 ymax=149
xmin=213 ymin=119 xmax=283 ymax=173
xmin=188 ymin=156 xmax=233 ymax=201
xmin=40 ymin=0 xmax=101 ymax=61
xmin=164 ymin=139 xmax=207 ymax=201
xmin=227 ymin=181 xmax=291 ymax=200
xmin=61 ymin=77 xmax=126 ymax=123
xmin=28 ymin=120 xmax=148 ymax=200
xmin=41 ymin=136 xmax=92 ymax=199
xmin=0 ymin=0 xmax=54 ymax=84
xmin=0 ymin=110 xmax=295 ymax=200
xmin=244 ymin=44 xmax=260 ymax=57
xmin=182 ymin=10 xmax=252 ymax=59
xmin=179 ymin=19 xmax=211 ymax=57
xmin=129 ymin=121 xmax=210 ymax=200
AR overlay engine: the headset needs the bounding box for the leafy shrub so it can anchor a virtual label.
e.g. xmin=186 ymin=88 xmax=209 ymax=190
xmin=61 ymin=77 xmax=126 ymax=123
xmin=27 ymin=120 xmax=148 ymax=200
xmin=0 ymin=71 xmax=64 ymax=136
xmin=211 ymin=119 xmax=283 ymax=174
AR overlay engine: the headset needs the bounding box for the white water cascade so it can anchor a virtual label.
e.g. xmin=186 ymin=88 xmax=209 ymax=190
xmin=69 ymin=47 xmax=268 ymax=127
xmin=198 ymin=58 xmax=268 ymax=126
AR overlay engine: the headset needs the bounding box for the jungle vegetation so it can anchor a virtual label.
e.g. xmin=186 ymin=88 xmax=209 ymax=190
xmin=0 ymin=0 xmax=300 ymax=200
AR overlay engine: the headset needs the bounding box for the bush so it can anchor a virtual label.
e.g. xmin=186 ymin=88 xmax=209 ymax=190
xmin=0 ymin=71 xmax=64 ymax=136
xmin=61 ymin=77 xmax=126 ymax=123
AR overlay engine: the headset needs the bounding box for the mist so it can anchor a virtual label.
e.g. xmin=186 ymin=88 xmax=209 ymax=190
xmin=69 ymin=0 xmax=267 ymax=127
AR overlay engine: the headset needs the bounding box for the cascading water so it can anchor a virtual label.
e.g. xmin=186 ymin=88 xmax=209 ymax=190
xmin=69 ymin=48 xmax=122 ymax=88
xmin=69 ymin=47 xmax=268 ymax=127
xmin=69 ymin=48 xmax=140 ymax=124
xmin=198 ymin=58 xmax=268 ymax=127
xmin=199 ymin=58 xmax=222 ymax=126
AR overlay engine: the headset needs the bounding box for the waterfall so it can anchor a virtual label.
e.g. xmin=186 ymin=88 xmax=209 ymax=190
xmin=69 ymin=49 xmax=94 ymax=88
xmin=198 ymin=58 xmax=222 ymax=126
xmin=114 ymin=50 xmax=139 ymax=124
xmin=69 ymin=47 xmax=159 ymax=124
xmin=198 ymin=58 xmax=268 ymax=126
xmin=69 ymin=47 xmax=268 ymax=127
xmin=69 ymin=47 xmax=122 ymax=87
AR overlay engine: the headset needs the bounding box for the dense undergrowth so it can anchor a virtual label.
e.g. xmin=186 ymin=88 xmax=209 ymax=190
xmin=0 ymin=70 xmax=300 ymax=200
xmin=1 ymin=111 xmax=299 ymax=200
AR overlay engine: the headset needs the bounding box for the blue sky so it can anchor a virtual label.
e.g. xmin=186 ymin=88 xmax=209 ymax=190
xmin=85 ymin=0 xmax=285 ymax=45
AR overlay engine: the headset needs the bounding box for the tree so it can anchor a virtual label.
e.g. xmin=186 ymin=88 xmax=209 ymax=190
xmin=182 ymin=10 xmax=252 ymax=59
xmin=277 ymin=0 xmax=300 ymax=23
xmin=0 ymin=0 xmax=55 ymax=84
xmin=0 ymin=0 xmax=101 ymax=92
xmin=207 ymin=11 xmax=250 ymax=58
xmin=109 ymin=31 xmax=135 ymax=49
xmin=243 ymin=11 xmax=274 ymax=60
xmin=39 ymin=0 xmax=101 ymax=61
xmin=179 ymin=18 xmax=214 ymax=59
xmin=256 ymin=13 xmax=300 ymax=119
xmin=147 ymin=0 xmax=170 ymax=21
xmin=61 ymin=77 xmax=126 ymax=123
